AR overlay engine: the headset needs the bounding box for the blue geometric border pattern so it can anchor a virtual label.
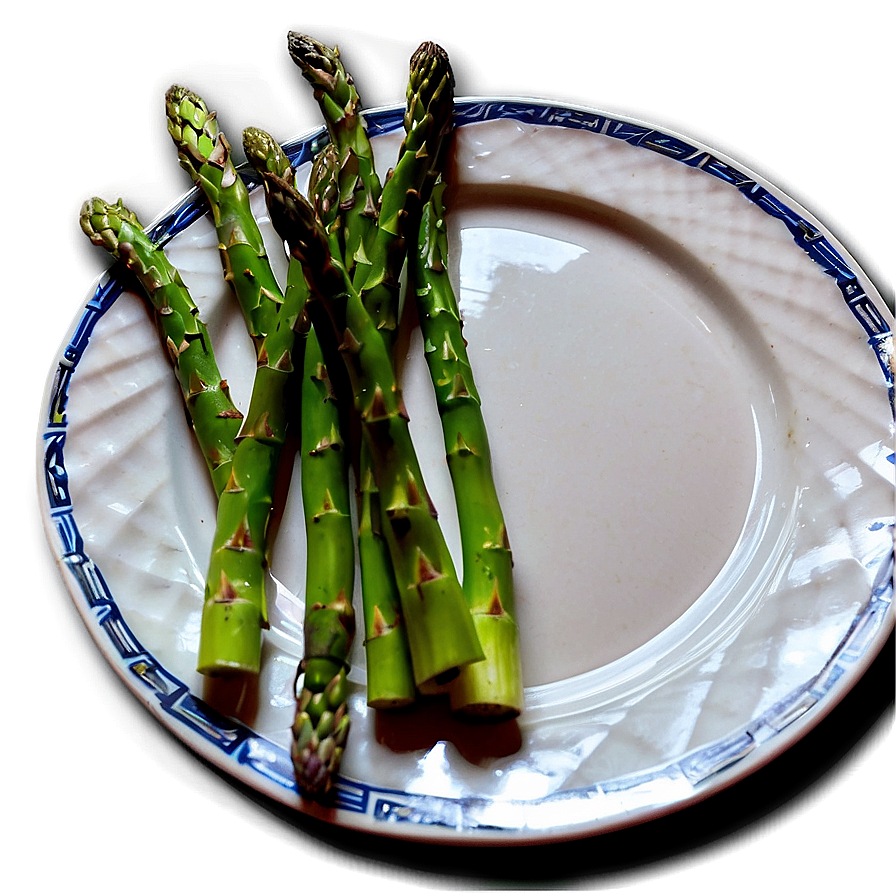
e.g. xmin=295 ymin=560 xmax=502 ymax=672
xmin=42 ymin=99 xmax=894 ymax=830
xmin=449 ymin=101 xmax=894 ymax=397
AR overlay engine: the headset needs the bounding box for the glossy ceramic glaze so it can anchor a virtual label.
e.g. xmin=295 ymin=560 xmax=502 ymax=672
xmin=39 ymin=99 xmax=894 ymax=842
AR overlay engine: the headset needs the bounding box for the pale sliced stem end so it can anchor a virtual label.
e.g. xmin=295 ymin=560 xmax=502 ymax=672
xmin=401 ymin=575 xmax=484 ymax=690
xmin=449 ymin=613 xmax=523 ymax=720
xmin=196 ymin=601 xmax=264 ymax=676
xmin=364 ymin=627 xmax=416 ymax=709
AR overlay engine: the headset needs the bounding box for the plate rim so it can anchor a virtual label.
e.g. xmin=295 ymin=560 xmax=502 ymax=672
xmin=38 ymin=94 xmax=895 ymax=845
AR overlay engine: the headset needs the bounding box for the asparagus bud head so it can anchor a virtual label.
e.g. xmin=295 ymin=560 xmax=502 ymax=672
xmin=287 ymin=32 xmax=355 ymax=114
xmin=165 ymin=86 xmax=232 ymax=182
xmin=405 ymin=42 xmax=455 ymax=143
xmin=309 ymin=142 xmax=341 ymax=228
xmin=80 ymin=197 xmax=140 ymax=256
xmin=292 ymin=663 xmax=352 ymax=800
xmin=242 ymin=126 xmax=292 ymax=181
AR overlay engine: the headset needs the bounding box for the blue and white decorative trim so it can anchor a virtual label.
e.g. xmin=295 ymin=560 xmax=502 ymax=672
xmin=41 ymin=99 xmax=894 ymax=837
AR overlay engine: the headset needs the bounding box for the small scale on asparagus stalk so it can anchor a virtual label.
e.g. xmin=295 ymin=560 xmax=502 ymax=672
xmin=79 ymin=198 xmax=243 ymax=497
xmin=413 ymin=181 xmax=523 ymax=718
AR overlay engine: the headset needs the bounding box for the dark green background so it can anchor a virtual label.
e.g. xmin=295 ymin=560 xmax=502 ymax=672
xmin=0 ymin=0 xmax=896 ymax=896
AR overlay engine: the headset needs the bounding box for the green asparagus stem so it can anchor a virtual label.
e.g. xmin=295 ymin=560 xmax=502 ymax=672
xmin=341 ymin=39 xmax=458 ymax=700
xmin=286 ymin=33 xmax=381 ymax=282
xmin=165 ymin=88 xmax=305 ymax=677
xmin=288 ymin=37 xmax=416 ymax=708
xmin=309 ymin=142 xmax=416 ymax=710
xmin=79 ymin=198 xmax=243 ymax=496
xmin=165 ymin=86 xmax=284 ymax=342
xmin=353 ymin=41 xmax=456 ymax=345
xmin=255 ymin=162 xmax=484 ymax=690
xmin=413 ymin=182 xmax=523 ymax=719
xmin=355 ymin=42 xmax=453 ymax=707
xmin=291 ymin=326 xmax=355 ymax=797
xmin=194 ymin=284 xmax=300 ymax=677
xmin=243 ymin=129 xmax=358 ymax=797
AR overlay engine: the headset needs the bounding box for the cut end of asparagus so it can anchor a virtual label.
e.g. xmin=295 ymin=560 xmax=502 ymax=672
xmin=449 ymin=612 xmax=524 ymax=721
xmin=416 ymin=668 xmax=459 ymax=697
xmin=364 ymin=611 xmax=416 ymax=709
xmin=401 ymin=572 xmax=484 ymax=689
xmin=196 ymin=598 xmax=265 ymax=677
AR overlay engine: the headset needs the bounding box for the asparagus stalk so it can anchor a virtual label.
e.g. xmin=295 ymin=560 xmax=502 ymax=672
xmin=314 ymin=141 xmax=418 ymax=710
xmin=355 ymin=41 xmax=453 ymax=692
xmin=165 ymin=88 xmax=306 ymax=677
xmin=353 ymin=41 xmax=456 ymax=344
xmin=79 ymin=198 xmax=243 ymax=496
xmin=288 ymin=36 xmax=417 ymax=708
xmin=165 ymin=86 xmax=284 ymax=341
xmin=286 ymin=33 xmax=381 ymax=282
xmin=300 ymin=143 xmax=416 ymax=709
xmin=291 ymin=323 xmax=355 ymax=797
xmin=243 ymin=129 xmax=358 ymax=797
xmin=337 ymin=39 xmax=459 ymax=699
xmin=254 ymin=160 xmax=484 ymax=690
xmin=194 ymin=284 xmax=300 ymax=677
xmin=413 ymin=182 xmax=523 ymax=718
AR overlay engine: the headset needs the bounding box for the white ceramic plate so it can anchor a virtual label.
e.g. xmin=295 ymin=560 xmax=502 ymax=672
xmin=38 ymin=98 xmax=894 ymax=844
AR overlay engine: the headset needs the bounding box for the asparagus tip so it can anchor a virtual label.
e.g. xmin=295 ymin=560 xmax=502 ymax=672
xmin=287 ymin=31 xmax=339 ymax=76
xmin=292 ymin=666 xmax=351 ymax=801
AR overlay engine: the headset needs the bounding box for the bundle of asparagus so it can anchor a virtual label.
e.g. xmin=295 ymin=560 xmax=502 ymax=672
xmin=288 ymin=35 xmax=416 ymax=711
xmin=79 ymin=32 xmax=523 ymax=803
xmin=251 ymin=121 xmax=485 ymax=691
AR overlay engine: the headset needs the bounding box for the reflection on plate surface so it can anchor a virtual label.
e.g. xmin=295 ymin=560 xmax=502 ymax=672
xmin=40 ymin=99 xmax=894 ymax=842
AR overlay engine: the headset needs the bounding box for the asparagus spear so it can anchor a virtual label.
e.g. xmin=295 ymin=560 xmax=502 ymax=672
xmin=368 ymin=42 xmax=460 ymax=699
xmin=166 ymin=88 xmax=303 ymax=677
xmin=241 ymin=130 xmax=358 ymax=797
xmin=194 ymin=285 xmax=300 ymax=677
xmin=329 ymin=39 xmax=459 ymax=700
xmin=79 ymin=198 xmax=243 ymax=496
xmin=413 ymin=182 xmax=523 ymax=718
xmin=165 ymin=86 xmax=284 ymax=341
xmin=314 ymin=140 xmax=419 ymax=711
xmin=286 ymin=33 xmax=381 ymax=282
xmin=253 ymin=157 xmax=484 ymax=690
xmin=288 ymin=35 xmax=417 ymax=708
xmin=291 ymin=322 xmax=355 ymax=797
xmin=353 ymin=41 xmax=456 ymax=344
